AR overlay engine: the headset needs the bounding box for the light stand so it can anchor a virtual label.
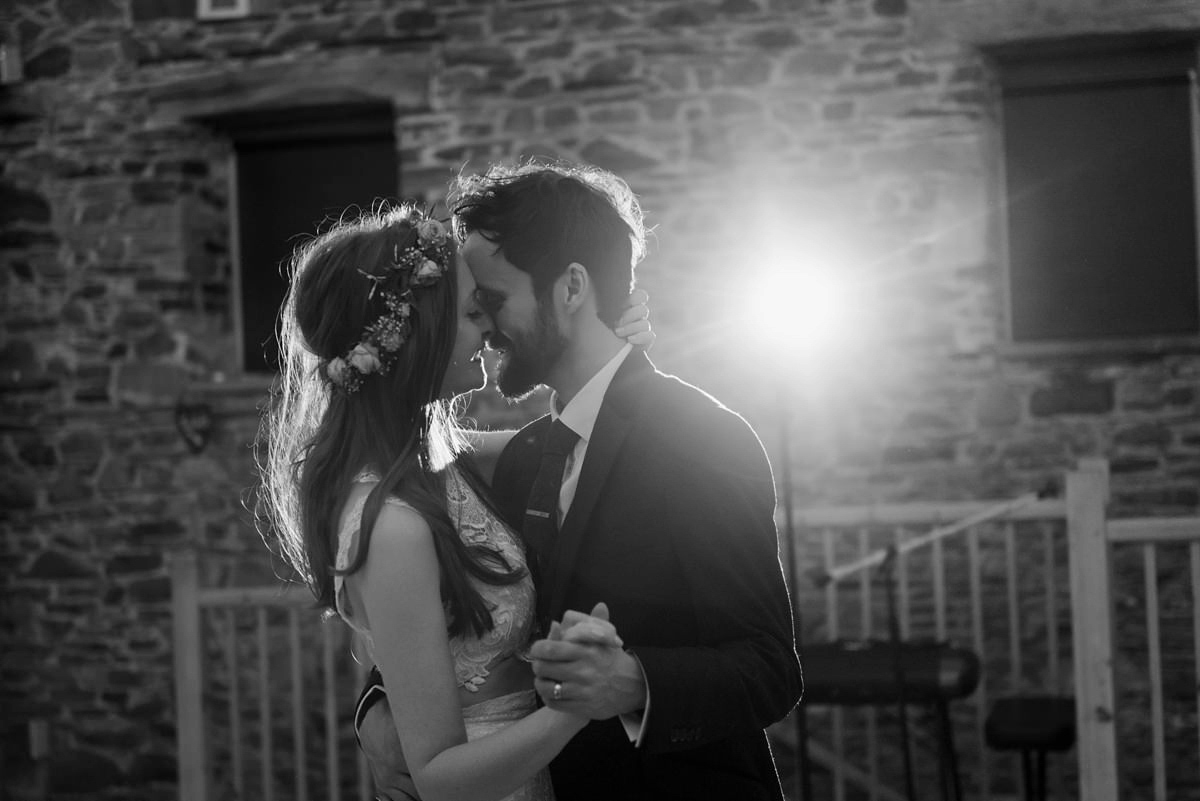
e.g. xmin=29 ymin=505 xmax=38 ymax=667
xmin=774 ymin=380 xmax=812 ymax=801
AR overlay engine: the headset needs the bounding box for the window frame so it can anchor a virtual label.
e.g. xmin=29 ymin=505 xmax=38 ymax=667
xmin=985 ymin=31 xmax=1200 ymax=357
xmin=199 ymin=101 xmax=399 ymax=373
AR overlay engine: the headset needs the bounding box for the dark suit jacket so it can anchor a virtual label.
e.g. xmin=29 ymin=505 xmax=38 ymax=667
xmin=492 ymin=351 xmax=803 ymax=801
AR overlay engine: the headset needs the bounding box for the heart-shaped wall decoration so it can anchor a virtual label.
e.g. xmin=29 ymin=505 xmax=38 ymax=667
xmin=174 ymin=400 xmax=214 ymax=455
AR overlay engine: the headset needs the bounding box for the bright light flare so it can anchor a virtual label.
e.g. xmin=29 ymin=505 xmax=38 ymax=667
xmin=739 ymin=238 xmax=864 ymax=365
xmin=744 ymin=267 xmax=855 ymax=352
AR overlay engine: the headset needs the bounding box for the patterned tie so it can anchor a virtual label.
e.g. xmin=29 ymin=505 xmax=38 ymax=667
xmin=524 ymin=419 xmax=581 ymax=580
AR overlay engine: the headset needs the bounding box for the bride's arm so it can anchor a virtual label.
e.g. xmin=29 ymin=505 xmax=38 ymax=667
xmin=353 ymin=503 xmax=584 ymax=801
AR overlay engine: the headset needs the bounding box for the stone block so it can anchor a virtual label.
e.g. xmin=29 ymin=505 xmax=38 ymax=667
xmin=748 ymin=27 xmax=799 ymax=49
xmin=114 ymin=362 xmax=190 ymax=405
xmin=130 ymin=0 xmax=192 ymax=21
xmin=1110 ymin=456 xmax=1160 ymax=474
xmin=1165 ymin=387 xmax=1195 ymax=407
xmin=130 ymin=179 xmax=179 ymax=205
xmin=711 ymin=92 xmax=762 ymax=117
xmin=574 ymin=55 xmax=639 ymax=89
xmin=127 ymin=751 xmax=177 ymax=784
xmin=0 ymin=184 xmax=52 ymax=226
xmin=1030 ymin=379 xmax=1114 ymax=417
xmin=0 ymin=228 xmax=59 ymax=249
xmin=0 ymin=340 xmax=37 ymax=373
xmin=529 ymin=40 xmax=575 ymax=60
xmin=874 ymin=0 xmax=908 ymax=17
xmin=512 ymin=76 xmax=554 ymax=98
xmin=882 ymin=438 xmax=956 ymax=464
xmin=589 ymin=6 xmax=637 ymax=30
xmin=127 ymin=576 xmax=171 ymax=603
xmin=1115 ymin=423 xmax=1173 ymax=449
xmin=719 ymin=0 xmax=761 ymax=14
xmin=579 ymin=138 xmax=659 ymax=173
xmin=783 ymin=50 xmax=850 ymax=79
xmin=544 ymin=105 xmax=581 ymax=128
xmin=60 ymin=429 xmax=104 ymax=469
xmin=651 ymin=3 xmax=717 ymax=27
xmin=23 ymin=45 xmax=71 ymax=80
xmin=16 ymin=436 xmax=57 ymax=468
xmin=504 ymin=107 xmax=536 ymax=134
xmin=393 ymin=9 xmax=439 ymax=33
xmin=725 ymin=55 xmax=772 ymax=87
xmin=107 ymin=552 xmax=163 ymax=575
xmin=49 ymin=474 xmax=94 ymax=504
xmin=270 ymin=19 xmax=344 ymax=50
xmin=129 ymin=518 xmax=185 ymax=541
xmin=47 ymin=749 xmax=121 ymax=793
xmin=28 ymin=550 xmax=95 ymax=580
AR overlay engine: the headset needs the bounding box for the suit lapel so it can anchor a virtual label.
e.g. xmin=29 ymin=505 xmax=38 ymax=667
xmin=545 ymin=352 xmax=654 ymax=618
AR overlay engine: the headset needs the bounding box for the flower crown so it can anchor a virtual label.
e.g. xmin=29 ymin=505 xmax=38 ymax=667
xmin=325 ymin=217 xmax=452 ymax=393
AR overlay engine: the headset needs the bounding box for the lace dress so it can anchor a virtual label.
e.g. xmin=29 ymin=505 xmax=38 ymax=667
xmin=333 ymin=466 xmax=553 ymax=801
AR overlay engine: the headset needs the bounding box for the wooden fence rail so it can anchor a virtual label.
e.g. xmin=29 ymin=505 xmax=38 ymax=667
xmin=170 ymin=549 xmax=373 ymax=801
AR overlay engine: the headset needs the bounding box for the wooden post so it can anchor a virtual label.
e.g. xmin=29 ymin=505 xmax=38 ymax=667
xmin=171 ymin=547 xmax=208 ymax=801
xmin=1066 ymin=458 xmax=1119 ymax=801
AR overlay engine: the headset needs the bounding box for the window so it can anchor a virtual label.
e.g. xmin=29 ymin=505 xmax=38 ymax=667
xmin=988 ymin=33 xmax=1200 ymax=349
xmin=203 ymin=102 xmax=399 ymax=372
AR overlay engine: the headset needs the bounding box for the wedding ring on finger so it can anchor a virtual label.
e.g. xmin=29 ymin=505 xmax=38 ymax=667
xmin=552 ymin=681 xmax=564 ymax=701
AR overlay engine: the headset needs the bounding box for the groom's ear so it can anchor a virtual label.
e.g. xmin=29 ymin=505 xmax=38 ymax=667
xmin=561 ymin=262 xmax=591 ymax=313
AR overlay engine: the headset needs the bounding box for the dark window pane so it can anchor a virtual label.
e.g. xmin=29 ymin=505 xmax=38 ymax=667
xmin=236 ymin=137 xmax=398 ymax=371
xmin=1003 ymin=76 xmax=1198 ymax=343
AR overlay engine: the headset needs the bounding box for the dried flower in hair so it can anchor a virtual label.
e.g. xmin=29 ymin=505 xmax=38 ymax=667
xmin=347 ymin=343 xmax=381 ymax=374
xmin=327 ymin=357 xmax=351 ymax=386
xmin=413 ymin=259 xmax=444 ymax=286
xmin=417 ymin=219 xmax=446 ymax=244
xmin=324 ymin=213 xmax=452 ymax=393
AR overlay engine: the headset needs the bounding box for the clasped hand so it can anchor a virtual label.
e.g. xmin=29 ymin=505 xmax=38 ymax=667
xmin=530 ymin=602 xmax=646 ymax=721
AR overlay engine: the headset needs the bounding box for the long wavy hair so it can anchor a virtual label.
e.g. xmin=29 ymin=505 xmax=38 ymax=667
xmin=256 ymin=204 xmax=524 ymax=639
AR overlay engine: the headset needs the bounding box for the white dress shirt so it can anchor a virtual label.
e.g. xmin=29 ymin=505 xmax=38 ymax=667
xmin=547 ymin=343 xmax=650 ymax=744
xmin=549 ymin=343 xmax=632 ymax=526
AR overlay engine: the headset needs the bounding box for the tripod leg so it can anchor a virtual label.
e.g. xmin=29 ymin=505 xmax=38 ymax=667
xmin=1021 ymin=750 xmax=1034 ymax=801
xmin=895 ymin=699 xmax=916 ymax=801
xmin=796 ymin=703 xmax=813 ymax=801
xmin=936 ymin=701 xmax=964 ymax=801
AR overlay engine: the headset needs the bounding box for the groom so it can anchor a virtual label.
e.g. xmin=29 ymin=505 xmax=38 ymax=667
xmin=356 ymin=161 xmax=802 ymax=799
xmin=447 ymin=161 xmax=803 ymax=800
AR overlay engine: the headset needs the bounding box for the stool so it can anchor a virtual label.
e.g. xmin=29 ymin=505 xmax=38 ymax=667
xmin=984 ymin=696 xmax=1075 ymax=801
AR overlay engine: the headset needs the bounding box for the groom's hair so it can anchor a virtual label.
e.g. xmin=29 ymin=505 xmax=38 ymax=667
xmin=451 ymin=160 xmax=646 ymax=325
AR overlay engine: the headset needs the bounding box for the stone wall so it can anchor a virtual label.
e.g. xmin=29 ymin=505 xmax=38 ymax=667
xmin=3 ymin=0 xmax=1200 ymax=798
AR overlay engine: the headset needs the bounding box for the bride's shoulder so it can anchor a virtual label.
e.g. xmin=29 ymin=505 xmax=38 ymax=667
xmin=337 ymin=480 xmax=424 ymax=555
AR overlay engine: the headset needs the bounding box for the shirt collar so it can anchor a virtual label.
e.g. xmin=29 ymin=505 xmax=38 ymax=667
xmin=550 ymin=344 xmax=633 ymax=444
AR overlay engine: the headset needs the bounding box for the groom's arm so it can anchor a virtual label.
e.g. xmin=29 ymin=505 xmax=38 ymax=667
xmin=622 ymin=412 xmax=802 ymax=753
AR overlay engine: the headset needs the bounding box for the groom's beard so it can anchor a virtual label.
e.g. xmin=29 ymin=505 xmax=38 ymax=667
xmin=493 ymin=296 xmax=568 ymax=400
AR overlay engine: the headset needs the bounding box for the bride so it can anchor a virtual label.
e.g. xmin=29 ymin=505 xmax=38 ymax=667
xmin=255 ymin=204 xmax=651 ymax=801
